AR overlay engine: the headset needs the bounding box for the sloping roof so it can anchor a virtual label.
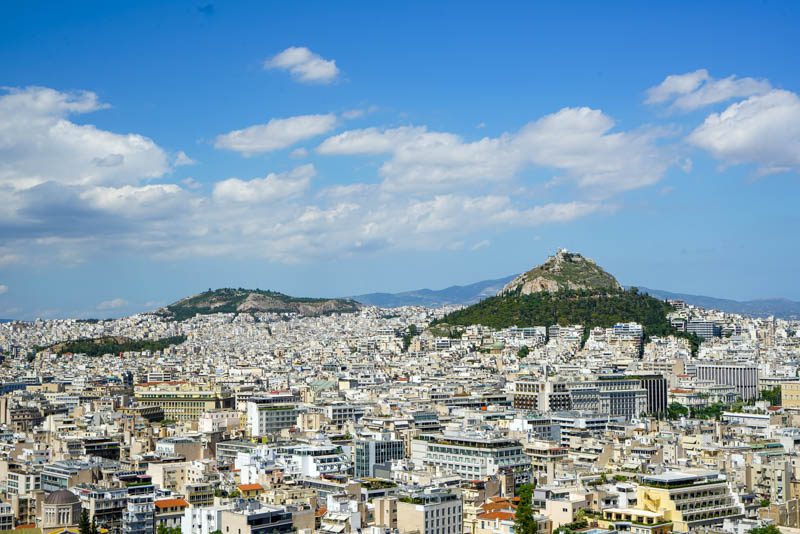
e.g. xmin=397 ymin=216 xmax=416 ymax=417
xmin=155 ymin=498 xmax=189 ymax=509
xmin=237 ymin=483 xmax=264 ymax=491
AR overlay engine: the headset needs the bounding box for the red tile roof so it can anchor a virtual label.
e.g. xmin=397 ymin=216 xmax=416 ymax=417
xmin=238 ymin=483 xmax=264 ymax=492
xmin=155 ymin=498 xmax=189 ymax=509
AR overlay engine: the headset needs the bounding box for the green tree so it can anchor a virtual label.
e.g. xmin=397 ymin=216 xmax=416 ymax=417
xmin=402 ymin=324 xmax=418 ymax=352
xmin=749 ymin=526 xmax=780 ymax=534
xmin=761 ymin=387 xmax=781 ymax=406
xmin=90 ymin=517 xmax=99 ymax=534
xmin=667 ymin=402 xmax=689 ymax=420
xmin=517 ymin=345 xmax=530 ymax=358
xmin=79 ymin=509 xmax=91 ymax=534
xmin=515 ymin=483 xmax=538 ymax=534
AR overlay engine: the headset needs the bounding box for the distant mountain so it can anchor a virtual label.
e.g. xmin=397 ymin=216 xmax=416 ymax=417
xmin=500 ymin=249 xmax=621 ymax=295
xmin=635 ymin=287 xmax=800 ymax=319
xmin=160 ymin=288 xmax=361 ymax=321
xmin=353 ymin=275 xmax=516 ymax=307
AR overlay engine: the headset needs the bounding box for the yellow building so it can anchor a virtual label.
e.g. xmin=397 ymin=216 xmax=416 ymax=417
xmin=600 ymin=508 xmax=672 ymax=534
xmin=634 ymin=471 xmax=744 ymax=533
xmin=133 ymin=382 xmax=233 ymax=422
xmin=781 ymin=382 xmax=800 ymax=409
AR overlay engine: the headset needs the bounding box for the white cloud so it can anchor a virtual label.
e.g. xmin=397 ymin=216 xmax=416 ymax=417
xmin=471 ymin=240 xmax=490 ymax=251
xmin=264 ymin=47 xmax=340 ymax=84
xmin=318 ymin=108 xmax=668 ymax=194
xmin=80 ymin=183 xmax=191 ymax=216
xmin=182 ymin=177 xmax=202 ymax=189
xmin=214 ymin=114 xmax=336 ymax=155
xmin=646 ymin=69 xmax=771 ymax=111
xmin=0 ymin=87 xmax=169 ymax=190
xmin=174 ymin=151 xmax=196 ymax=166
xmin=646 ymin=69 xmax=710 ymax=104
xmin=341 ymin=109 xmax=364 ymax=120
xmin=0 ymin=86 xmax=660 ymax=269
xmin=688 ymin=89 xmax=800 ymax=173
xmin=97 ymin=298 xmax=127 ymax=310
xmin=0 ymin=285 xmax=7 ymax=295
xmin=213 ymin=164 xmax=314 ymax=203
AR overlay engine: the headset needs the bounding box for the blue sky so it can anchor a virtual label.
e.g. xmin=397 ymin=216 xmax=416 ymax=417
xmin=1 ymin=1 xmax=799 ymax=319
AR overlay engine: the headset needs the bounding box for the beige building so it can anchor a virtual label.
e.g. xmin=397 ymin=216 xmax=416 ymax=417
xmin=633 ymin=471 xmax=744 ymax=533
xmin=375 ymin=492 xmax=462 ymax=534
xmin=134 ymin=381 xmax=233 ymax=423
xmin=782 ymin=382 xmax=800 ymax=410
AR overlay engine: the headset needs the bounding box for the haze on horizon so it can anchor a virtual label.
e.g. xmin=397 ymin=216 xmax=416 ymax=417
xmin=1 ymin=1 xmax=799 ymax=320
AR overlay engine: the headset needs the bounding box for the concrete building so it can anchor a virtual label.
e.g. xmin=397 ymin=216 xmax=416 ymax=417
xmin=391 ymin=491 xmax=463 ymax=534
xmin=412 ymin=430 xmax=530 ymax=485
xmin=246 ymin=398 xmax=301 ymax=437
xmin=635 ymin=471 xmax=744 ymax=533
xmin=355 ymin=435 xmax=405 ymax=478
xmin=134 ymin=382 xmax=233 ymax=423
xmin=695 ymin=363 xmax=759 ymax=400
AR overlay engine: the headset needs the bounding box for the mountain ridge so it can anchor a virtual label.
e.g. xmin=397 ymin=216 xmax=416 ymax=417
xmin=353 ymin=275 xmax=516 ymax=307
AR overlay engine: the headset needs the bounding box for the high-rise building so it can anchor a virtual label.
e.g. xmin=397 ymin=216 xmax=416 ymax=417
xmin=246 ymin=398 xmax=301 ymax=437
xmin=355 ymin=435 xmax=405 ymax=478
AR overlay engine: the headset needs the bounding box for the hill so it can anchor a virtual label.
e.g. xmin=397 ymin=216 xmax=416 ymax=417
xmin=436 ymin=251 xmax=699 ymax=351
xmin=160 ymin=288 xmax=361 ymax=321
xmin=353 ymin=275 xmax=516 ymax=307
xmin=500 ymin=249 xmax=621 ymax=295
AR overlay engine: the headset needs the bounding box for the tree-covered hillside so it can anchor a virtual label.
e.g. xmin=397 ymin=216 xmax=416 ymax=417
xmin=436 ymin=288 xmax=699 ymax=351
xmin=42 ymin=335 xmax=187 ymax=357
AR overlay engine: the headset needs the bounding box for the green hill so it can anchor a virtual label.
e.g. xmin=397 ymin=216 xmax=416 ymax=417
xmin=437 ymin=251 xmax=699 ymax=352
xmin=160 ymin=288 xmax=361 ymax=321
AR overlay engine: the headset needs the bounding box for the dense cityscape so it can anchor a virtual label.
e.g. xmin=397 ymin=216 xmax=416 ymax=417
xmin=0 ymin=251 xmax=797 ymax=534
xmin=3 ymin=2 xmax=799 ymax=534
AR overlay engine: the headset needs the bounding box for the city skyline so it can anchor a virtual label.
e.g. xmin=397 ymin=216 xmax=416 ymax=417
xmin=2 ymin=1 xmax=800 ymax=319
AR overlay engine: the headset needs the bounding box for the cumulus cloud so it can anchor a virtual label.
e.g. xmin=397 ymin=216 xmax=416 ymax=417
xmin=97 ymin=298 xmax=127 ymax=310
xmin=213 ymin=164 xmax=314 ymax=203
xmin=646 ymin=69 xmax=771 ymax=111
xmin=214 ymin=114 xmax=336 ymax=155
xmin=0 ymin=285 xmax=7 ymax=295
xmin=0 ymin=85 xmax=667 ymax=268
xmin=264 ymin=47 xmax=340 ymax=84
xmin=319 ymin=107 xmax=668 ymax=194
xmin=80 ymin=184 xmax=191 ymax=217
xmin=688 ymin=89 xmax=800 ymax=174
xmin=0 ymin=87 xmax=169 ymax=190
